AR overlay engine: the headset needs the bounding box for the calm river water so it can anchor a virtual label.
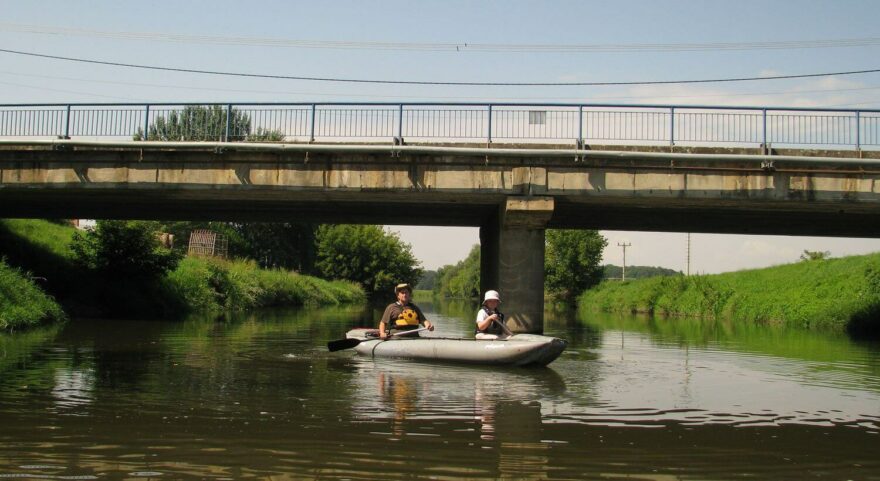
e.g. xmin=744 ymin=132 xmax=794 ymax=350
xmin=1 ymin=299 xmax=879 ymax=480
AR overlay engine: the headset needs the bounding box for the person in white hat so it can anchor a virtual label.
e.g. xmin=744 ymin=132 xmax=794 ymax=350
xmin=475 ymin=290 xmax=510 ymax=339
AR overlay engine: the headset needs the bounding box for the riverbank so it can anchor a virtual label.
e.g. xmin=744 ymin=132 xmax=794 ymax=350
xmin=0 ymin=219 xmax=364 ymax=330
xmin=578 ymin=253 xmax=880 ymax=336
xmin=0 ymin=260 xmax=66 ymax=330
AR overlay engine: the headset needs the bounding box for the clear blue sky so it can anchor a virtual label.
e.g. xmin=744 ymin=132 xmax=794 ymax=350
xmin=2 ymin=0 xmax=880 ymax=271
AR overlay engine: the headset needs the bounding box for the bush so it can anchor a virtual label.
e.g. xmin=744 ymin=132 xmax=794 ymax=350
xmin=0 ymin=261 xmax=66 ymax=330
xmin=71 ymin=220 xmax=181 ymax=279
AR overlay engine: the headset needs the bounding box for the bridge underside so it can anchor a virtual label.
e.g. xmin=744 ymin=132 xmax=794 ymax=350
xmin=1 ymin=189 xmax=878 ymax=237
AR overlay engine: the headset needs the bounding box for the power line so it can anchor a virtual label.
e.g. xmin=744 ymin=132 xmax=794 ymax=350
xmin=5 ymin=69 xmax=880 ymax=102
xmin=3 ymin=22 xmax=880 ymax=53
xmin=2 ymin=47 xmax=879 ymax=87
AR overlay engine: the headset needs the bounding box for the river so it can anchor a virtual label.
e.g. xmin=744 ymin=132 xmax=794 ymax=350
xmin=0 ymin=299 xmax=878 ymax=480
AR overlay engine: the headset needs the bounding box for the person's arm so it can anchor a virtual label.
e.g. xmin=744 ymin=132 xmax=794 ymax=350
xmin=476 ymin=309 xmax=498 ymax=332
xmin=379 ymin=305 xmax=394 ymax=338
xmin=413 ymin=304 xmax=434 ymax=331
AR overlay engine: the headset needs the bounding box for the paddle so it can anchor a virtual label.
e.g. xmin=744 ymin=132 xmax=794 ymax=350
xmin=494 ymin=318 xmax=514 ymax=337
xmin=327 ymin=327 xmax=429 ymax=352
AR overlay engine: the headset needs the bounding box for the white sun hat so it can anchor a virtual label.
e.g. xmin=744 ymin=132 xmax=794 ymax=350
xmin=482 ymin=290 xmax=501 ymax=304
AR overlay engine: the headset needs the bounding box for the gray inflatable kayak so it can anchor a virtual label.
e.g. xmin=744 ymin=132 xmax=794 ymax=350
xmin=344 ymin=328 xmax=567 ymax=367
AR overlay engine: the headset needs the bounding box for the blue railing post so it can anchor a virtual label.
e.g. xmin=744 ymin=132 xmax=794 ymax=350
xmin=63 ymin=104 xmax=71 ymax=139
xmin=224 ymin=104 xmax=232 ymax=142
xmin=143 ymin=105 xmax=150 ymax=140
xmin=669 ymin=107 xmax=675 ymax=146
xmin=397 ymin=104 xmax=404 ymax=143
xmin=309 ymin=104 xmax=316 ymax=142
xmin=762 ymin=108 xmax=767 ymax=150
xmin=487 ymin=104 xmax=493 ymax=144
xmin=578 ymin=105 xmax=584 ymax=148
xmin=856 ymin=111 xmax=861 ymax=151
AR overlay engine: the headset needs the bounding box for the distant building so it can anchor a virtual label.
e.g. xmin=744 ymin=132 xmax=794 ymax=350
xmin=71 ymin=219 xmax=96 ymax=230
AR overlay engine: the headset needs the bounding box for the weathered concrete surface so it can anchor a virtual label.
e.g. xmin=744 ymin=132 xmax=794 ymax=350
xmin=480 ymin=197 xmax=554 ymax=333
xmin=1 ymin=141 xmax=879 ymax=236
xmin=2 ymin=140 xmax=880 ymax=334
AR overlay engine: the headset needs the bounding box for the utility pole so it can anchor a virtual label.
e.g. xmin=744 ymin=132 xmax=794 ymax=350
xmin=618 ymin=242 xmax=631 ymax=281
xmin=686 ymin=233 xmax=691 ymax=276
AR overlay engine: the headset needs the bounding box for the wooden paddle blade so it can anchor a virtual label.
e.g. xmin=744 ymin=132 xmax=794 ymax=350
xmin=327 ymin=337 xmax=362 ymax=352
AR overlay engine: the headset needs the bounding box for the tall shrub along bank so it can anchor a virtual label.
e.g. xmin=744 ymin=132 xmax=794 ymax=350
xmin=0 ymin=260 xmax=65 ymax=330
xmin=578 ymin=253 xmax=880 ymax=334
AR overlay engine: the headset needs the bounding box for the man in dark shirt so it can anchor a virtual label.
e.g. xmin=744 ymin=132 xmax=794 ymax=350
xmin=378 ymin=283 xmax=434 ymax=339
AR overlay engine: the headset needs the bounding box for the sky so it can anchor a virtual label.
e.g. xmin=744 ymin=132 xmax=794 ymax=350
xmin=1 ymin=0 xmax=880 ymax=272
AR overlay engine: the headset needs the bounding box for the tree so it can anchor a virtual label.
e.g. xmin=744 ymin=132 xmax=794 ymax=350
xmin=545 ymin=229 xmax=607 ymax=302
xmin=415 ymin=270 xmax=438 ymax=290
xmin=227 ymin=222 xmax=317 ymax=272
xmin=134 ymin=105 xmax=283 ymax=142
xmin=433 ymin=245 xmax=480 ymax=299
xmin=159 ymin=221 xmax=317 ymax=272
xmin=71 ymin=220 xmax=181 ymax=279
xmin=603 ymin=264 xmax=681 ymax=280
xmin=800 ymin=250 xmax=831 ymax=261
xmin=314 ymin=225 xmax=422 ymax=295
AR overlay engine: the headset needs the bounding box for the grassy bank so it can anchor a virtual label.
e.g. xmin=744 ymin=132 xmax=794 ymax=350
xmin=579 ymin=253 xmax=880 ymax=335
xmin=166 ymin=256 xmax=364 ymax=312
xmin=0 ymin=261 xmax=66 ymax=330
xmin=0 ymin=220 xmax=364 ymax=328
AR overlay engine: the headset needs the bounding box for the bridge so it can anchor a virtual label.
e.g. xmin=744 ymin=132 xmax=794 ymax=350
xmin=1 ymin=102 xmax=880 ymax=333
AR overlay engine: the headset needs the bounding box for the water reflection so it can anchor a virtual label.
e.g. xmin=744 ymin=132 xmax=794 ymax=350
xmin=353 ymin=360 xmax=562 ymax=479
xmin=0 ymin=301 xmax=878 ymax=479
xmin=51 ymin=366 xmax=94 ymax=409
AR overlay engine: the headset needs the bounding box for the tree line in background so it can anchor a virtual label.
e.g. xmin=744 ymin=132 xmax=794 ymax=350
xmin=429 ymin=230 xmax=683 ymax=303
xmin=71 ymin=220 xmax=421 ymax=298
xmin=431 ymin=230 xmax=609 ymax=303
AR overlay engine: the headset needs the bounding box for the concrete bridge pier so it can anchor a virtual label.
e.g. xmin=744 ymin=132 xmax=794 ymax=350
xmin=480 ymin=196 xmax=555 ymax=334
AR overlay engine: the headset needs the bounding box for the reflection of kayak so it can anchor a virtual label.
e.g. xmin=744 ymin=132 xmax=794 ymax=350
xmin=345 ymin=329 xmax=567 ymax=366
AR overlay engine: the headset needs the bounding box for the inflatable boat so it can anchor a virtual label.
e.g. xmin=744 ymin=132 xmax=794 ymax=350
xmin=337 ymin=328 xmax=567 ymax=367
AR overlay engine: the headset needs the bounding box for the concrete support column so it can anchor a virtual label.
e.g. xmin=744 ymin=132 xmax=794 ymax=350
xmin=480 ymin=196 xmax=554 ymax=334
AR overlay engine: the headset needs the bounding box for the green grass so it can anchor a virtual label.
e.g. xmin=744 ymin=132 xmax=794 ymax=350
xmin=0 ymin=260 xmax=66 ymax=330
xmin=166 ymin=256 xmax=365 ymax=312
xmin=0 ymin=219 xmax=366 ymax=327
xmin=579 ymin=253 xmax=880 ymax=335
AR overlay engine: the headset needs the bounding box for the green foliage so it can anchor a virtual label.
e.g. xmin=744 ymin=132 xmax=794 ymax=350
xmin=228 ymin=222 xmax=316 ymax=271
xmin=134 ymin=105 xmax=284 ymax=142
xmin=0 ymin=219 xmax=76 ymax=258
xmin=0 ymin=219 xmax=364 ymax=324
xmin=71 ymin=220 xmax=182 ymax=279
xmin=159 ymin=221 xmax=316 ymax=272
xmin=314 ymin=225 xmax=422 ymax=295
xmin=800 ymin=249 xmax=831 ymax=261
xmin=415 ymin=270 xmax=438 ymax=290
xmin=603 ymin=264 xmax=681 ymax=280
xmin=0 ymin=260 xmax=66 ymax=330
xmin=434 ymin=245 xmax=480 ymax=299
xmin=580 ymin=252 xmax=880 ymax=334
xmin=166 ymin=256 xmax=364 ymax=312
xmin=545 ymin=229 xmax=607 ymax=301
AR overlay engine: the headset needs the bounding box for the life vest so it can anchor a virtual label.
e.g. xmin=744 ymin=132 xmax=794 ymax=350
xmin=476 ymin=306 xmax=505 ymax=335
xmin=395 ymin=308 xmax=420 ymax=327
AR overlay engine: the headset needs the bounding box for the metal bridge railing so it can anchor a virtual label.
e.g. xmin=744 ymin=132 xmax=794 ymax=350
xmin=0 ymin=102 xmax=878 ymax=150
